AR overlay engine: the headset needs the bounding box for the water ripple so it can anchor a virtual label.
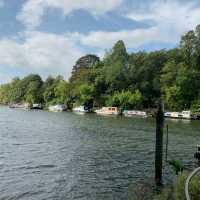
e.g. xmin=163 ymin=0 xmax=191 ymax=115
xmin=0 ymin=106 xmax=199 ymax=200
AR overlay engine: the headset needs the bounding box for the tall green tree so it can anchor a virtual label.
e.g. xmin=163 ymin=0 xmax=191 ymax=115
xmin=23 ymin=74 xmax=43 ymax=104
xmin=104 ymin=40 xmax=129 ymax=92
xmin=180 ymin=30 xmax=196 ymax=68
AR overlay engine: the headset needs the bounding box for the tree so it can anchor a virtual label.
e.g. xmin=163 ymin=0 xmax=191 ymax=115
xmin=8 ymin=77 xmax=23 ymax=103
xmin=23 ymin=74 xmax=43 ymax=104
xmin=128 ymin=50 xmax=167 ymax=107
xmin=54 ymin=80 xmax=72 ymax=107
xmin=180 ymin=30 xmax=196 ymax=68
xmin=104 ymin=40 xmax=129 ymax=92
xmin=26 ymin=80 xmax=43 ymax=104
xmin=77 ymin=84 xmax=96 ymax=107
xmin=108 ymin=90 xmax=143 ymax=109
xmin=164 ymin=86 xmax=181 ymax=110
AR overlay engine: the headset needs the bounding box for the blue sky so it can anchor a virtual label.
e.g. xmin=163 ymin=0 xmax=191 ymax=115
xmin=1 ymin=0 xmax=200 ymax=83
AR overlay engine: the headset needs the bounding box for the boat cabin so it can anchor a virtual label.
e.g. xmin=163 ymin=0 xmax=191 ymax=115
xmin=95 ymin=107 xmax=119 ymax=115
xmin=164 ymin=110 xmax=193 ymax=119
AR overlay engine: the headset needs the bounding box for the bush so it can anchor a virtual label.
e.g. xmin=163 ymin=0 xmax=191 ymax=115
xmin=175 ymin=171 xmax=200 ymax=200
xmin=130 ymin=170 xmax=200 ymax=200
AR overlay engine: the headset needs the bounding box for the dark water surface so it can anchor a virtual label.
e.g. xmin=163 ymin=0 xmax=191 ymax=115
xmin=0 ymin=106 xmax=200 ymax=200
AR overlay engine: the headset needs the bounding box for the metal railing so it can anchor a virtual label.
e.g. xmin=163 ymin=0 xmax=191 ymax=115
xmin=185 ymin=167 xmax=200 ymax=200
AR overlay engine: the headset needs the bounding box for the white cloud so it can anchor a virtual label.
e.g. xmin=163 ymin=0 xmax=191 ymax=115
xmin=80 ymin=27 xmax=162 ymax=49
xmin=16 ymin=0 xmax=200 ymax=52
xmin=0 ymin=32 xmax=83 ymax=80
xmin=17 ymin=0 xmax=122 ymax=29
xmin=2 ymin=0 xmax=200 ymax=84
xmin=76 ymin=0 xmax=200 ymax=50
xmin=127 ymin=1 xmax=200 ymax=42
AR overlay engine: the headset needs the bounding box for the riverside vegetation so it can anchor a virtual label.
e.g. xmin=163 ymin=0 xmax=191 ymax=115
xmin=150 ymin=171 xmax=200 ymax=200
xmin=1 ymin=25 xmax=200 ymax=112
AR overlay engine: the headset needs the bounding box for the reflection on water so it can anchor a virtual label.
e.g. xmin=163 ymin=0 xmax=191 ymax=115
xmin=0 ymin=106 xmax=199 ymax=200
xmin=165 ymin=118 xmax=191 ymax=124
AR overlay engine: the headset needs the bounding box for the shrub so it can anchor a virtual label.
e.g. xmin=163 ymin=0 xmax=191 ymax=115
xmin=175 ymin=171 xmax=200 ymax=200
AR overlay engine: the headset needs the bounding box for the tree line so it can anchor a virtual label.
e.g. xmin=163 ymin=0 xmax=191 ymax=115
xmin=1 ymin=25 xmax=200 ymax=112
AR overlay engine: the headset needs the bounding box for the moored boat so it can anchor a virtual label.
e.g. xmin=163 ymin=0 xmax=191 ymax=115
xmin=48 ymin=104 xmax=66 ymax=112
xmin=31 ymin=103 xmax=43 ymax=110
xmin=72 ymin=105 xmax=90 ymax=113
xmin=164 ymin=110 xmax=196 ymax=120
xmin=123 ymin=110 xmax=147 ymax=118
xmin=95 ymin=107 xmax=119 ymax=115
xmin=9 ymin=103 xmax=30 ymax=109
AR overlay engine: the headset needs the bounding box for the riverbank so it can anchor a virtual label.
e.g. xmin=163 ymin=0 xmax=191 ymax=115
xmin=4 ymin=103 xmax=200 ymax=121
xmin=130 ymin=170 xmax=200 ymax=200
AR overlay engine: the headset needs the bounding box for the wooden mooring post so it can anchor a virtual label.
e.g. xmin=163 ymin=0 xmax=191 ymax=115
xmin=165 ymin=124 xmax=169 ymax=162
xmin=155 ymin=101 xmax=164 ymax=186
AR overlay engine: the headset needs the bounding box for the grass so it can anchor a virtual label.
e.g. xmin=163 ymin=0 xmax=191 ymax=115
xmin=129 ymin=170 xmax=200 ymax=200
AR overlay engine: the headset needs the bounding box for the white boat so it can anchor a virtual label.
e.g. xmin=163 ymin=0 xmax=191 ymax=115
xmin=48 ymin=104 xmax=66 ymax=112
xmin=31 ymin=103 xmax=43 ymax=109
xmin=72 ymin=106 xmax=90 ymax=113
xmin=164 ymin=110 xmax=195 ymax=120
xmin=95 ymin=107 xmax=119 ymax=115
xmin=123 ymin=110 xmax=147 ymax=118
xmin=9 ymin=103 xmax=30 ymax=109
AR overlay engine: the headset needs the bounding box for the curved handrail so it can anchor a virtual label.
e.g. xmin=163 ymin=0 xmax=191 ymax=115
xmin=185 ymin=167 xmax=200 ymax=200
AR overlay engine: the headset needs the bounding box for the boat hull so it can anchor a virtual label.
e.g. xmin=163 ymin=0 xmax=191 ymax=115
xmin=164 ymin=111 xmax=196 ymax=120
xmin=123 ymin=110 xmax=147 ymax=118
xmin=95 ymin=111 xmax=119 ymax=116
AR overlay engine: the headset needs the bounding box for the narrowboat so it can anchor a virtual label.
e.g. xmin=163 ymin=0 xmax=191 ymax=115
xmin=95 ymin=107 xmax=119 ymax=115
xmin=9 ymin=103 xmax=30 ymax=109
xmin=123 ymin=110 xmax=147 ymax=118
xmin=164 ymin=110 xmax=196 ymax=120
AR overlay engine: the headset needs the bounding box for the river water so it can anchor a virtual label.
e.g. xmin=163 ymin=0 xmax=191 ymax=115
xmin=0 ymin=106 xmax=199 ymax=200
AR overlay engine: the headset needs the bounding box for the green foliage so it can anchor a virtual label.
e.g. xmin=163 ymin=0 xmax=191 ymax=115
xmin=108 ymin=90 xmax=143 ymax=109
xmin=161 ymin=62 xmax=200 ymax=110
xmin=191 ymin=100 xmax=200 ymax=113
xmin=104 ymin=40 xmax=129 ymax=92
xmin=164 ymin=86 xmax=181 ymax=110
xmin=180 ymin=30 xmax=197 ymax=68
xmin=25 ymin=78 xmax=43 ymax=104
xmin=151 ymin=170 xmax=200 ymax=200
xmin=77 ymin=84 xmax=96 ymax=107
xmin=54 ymin=80 xmax=71 ymax=104
xmin=129 ymin=50 xmax=167 ymax=107
xmin=169 ymin=160 xmax=184 ymax=175
xmin=0 ymin=74 xmax=43 ymax=105
xmin=43 ymin=76 xmax=72 ymax=107
xmin=175 ymin=171 xmax=200 ymax=200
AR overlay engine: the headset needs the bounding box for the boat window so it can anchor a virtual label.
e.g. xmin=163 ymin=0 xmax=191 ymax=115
xmin=112 ymin=108 xmax=115 ymax=111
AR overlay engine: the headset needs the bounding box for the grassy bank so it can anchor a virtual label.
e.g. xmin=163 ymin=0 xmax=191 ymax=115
xmin=129 ymin=170 xmax=200 ymax=200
